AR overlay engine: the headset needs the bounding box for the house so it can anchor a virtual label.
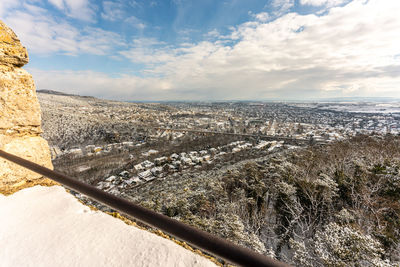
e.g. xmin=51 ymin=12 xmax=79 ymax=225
xmin=191 ymin=157 xmax=201 ymax=164
xmin=134 ymin=163 xmax=145 ymax=172
xmin=143 ymin=176 xmax=156 ymax=182
xmin=142 ymin=160 xmax=155 ymax=169
xmin=68 ymin=148 xmax=83 ymax=157
xmin=189 ymin=151 xmax=198 ymax=157
xmin=202 ymin=155 xmax=211 ymax=161
xmin=199 ymin=150 xmax=208 ymax=156
xmin=138 ymin=170 xmax=152 ymax=179
xmin=163 ymin=164 xmax=176 ymax=172
xmin=150 ymin=167 xmax=163 ymax=176
xmin=181 ymin=157 xmax=192 ymax=165
xmin=170 ymin=153 xmax=179 ymax=160
xmin=172 ymin=160 xmax=181 ymax=168
xmin=85 ymin=145 xmax=95 ymax=153
xmin=255 ymin=141 xmax=270 ymax=149
xmin=119 ymin=171 xmax=130 ymax=178
xmin=142 ymin=149 xmax=159 ymax=156
xmin=105 ymin=176 xmax=116 ymax=182
xmin=217 ymin=152 xmax=227 ymax=157
xmin=122 ymin=141 xmax=134 ymax=147
xmin=232 ymin=147 xmax=241 ymax=153
xmin=154 ymin=156 xmax=167 ymax=166
xmin=125 ymin=176 xmax=141 ymax=185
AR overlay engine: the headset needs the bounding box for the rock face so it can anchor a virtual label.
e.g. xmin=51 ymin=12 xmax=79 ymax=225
xmin=0 ymin=20 xmax=56 ymax=195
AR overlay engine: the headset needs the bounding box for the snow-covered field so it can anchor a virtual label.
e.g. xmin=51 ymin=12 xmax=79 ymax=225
xmin=293 ymin=102 xmax=400 ymax=114
xmin=0 ymin=186 xmax=216 ymax=267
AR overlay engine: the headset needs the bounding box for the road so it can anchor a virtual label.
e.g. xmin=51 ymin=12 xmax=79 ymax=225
xmin=154 ymin=127 xmax=327 ymax=145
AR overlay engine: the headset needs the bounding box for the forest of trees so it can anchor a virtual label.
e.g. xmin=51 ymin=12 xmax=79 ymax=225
xmin=133 ymin=135 xmax=400 ymax=266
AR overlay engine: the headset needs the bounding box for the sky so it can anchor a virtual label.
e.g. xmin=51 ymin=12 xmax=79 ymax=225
xmin=1 ymin=0 xmax=399 ymax=101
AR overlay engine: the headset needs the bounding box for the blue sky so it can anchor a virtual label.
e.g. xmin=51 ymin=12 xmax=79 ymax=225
xmin=1 ymin=0 xmax=399 ymax=100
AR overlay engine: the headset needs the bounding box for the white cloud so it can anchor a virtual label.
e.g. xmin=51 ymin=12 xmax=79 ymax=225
xmin=3 ymin=7 xmax=125 ymax=55
xmin=0 ymin=0 xmax=21 ymax=17
xmin=249 ymin=11 xmax=270 ymax=22
xmin=272 ymin=0 xmax=295 ymax=15
xmin=101 ymin=1 xmax=125 ymax=21
xmin=129 ymin=0 xmax=140 ymax=8
xmin=119 ymin=38 xmax=175 ymax=65
xmin=254 ymin=12 xmax=270 ymax=22
xmin=47 ymin=0 xmax=95 ymax=21
xmin=125 ymin=16 xmax=146 ymax=30
xmin=204 ymin=29 xmax=220 ymax=38
xmin=4 ymin=0 xmax=400 ymax=100
xmin=132 ymin=37 xmax=165 ymax=47
xmin=48 ymin=0 xmax=64 ymax=10
xmin=78 ymin=27 xmax=126 ymax=55
xmin=29 ymin=68 xmax=179 ymax=100
xmin=300 ymin=0 xmax=348 ymax=7
xmin=114 ymin=0 xmax=400 ymax=99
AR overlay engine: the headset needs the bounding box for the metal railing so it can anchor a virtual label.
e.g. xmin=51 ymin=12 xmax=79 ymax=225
xmin=0 ymin=149 xmax=290 ymax=267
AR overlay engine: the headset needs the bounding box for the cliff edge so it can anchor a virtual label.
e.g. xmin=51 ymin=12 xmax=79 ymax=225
xmin=0 ymin=20 xmax=56 ymax=195
xmin=0 ymin=20 xmax=217 ymax=267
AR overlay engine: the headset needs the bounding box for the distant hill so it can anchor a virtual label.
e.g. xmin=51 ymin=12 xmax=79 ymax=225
xmin=37 ymin=89 xmax=77 ymax=96
xmin=316 ymin=96 xmax=399 ymax=103
xmin=37 ymin=90 xmax=95 ymax=99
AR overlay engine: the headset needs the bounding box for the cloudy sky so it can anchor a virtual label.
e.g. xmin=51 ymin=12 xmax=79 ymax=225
xmin=1 ymin=0 xmax=399 ymax=100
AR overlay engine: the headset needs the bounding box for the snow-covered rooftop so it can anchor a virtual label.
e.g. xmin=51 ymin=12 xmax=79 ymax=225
xmin=0 ymin=185 xmax=216 ymax=267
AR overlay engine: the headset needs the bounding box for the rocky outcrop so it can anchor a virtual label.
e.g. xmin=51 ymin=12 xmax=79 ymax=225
xmin=0 ymin=20 xmax=56 ymax=195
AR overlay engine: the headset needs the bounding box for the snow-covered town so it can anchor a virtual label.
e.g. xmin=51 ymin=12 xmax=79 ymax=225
xmin=39 ymin=91 xmax=400 ymax=210
xmin=93 ymin=140 xmax=285 ymax=197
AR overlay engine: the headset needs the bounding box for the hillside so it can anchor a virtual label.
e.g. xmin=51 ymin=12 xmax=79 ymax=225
xmin=129 ymin=135 xmax=400 ymax=266
xmin=37 ymin=92 xmax=400 ymax=266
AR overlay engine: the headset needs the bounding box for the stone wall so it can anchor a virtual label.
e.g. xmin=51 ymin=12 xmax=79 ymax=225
xmin=0 ymin=20 xmax=56 ymax=195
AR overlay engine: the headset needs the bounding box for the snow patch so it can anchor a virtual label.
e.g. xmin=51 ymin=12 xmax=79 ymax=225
xmin=0 ymin=186 xmax=216 ymax=267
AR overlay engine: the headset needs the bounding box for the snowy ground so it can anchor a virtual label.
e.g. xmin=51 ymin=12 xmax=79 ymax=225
xmin=0 ymin=186 xmax=216 ymax=267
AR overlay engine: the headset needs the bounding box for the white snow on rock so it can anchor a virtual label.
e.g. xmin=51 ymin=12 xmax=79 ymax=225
xmin=0 ymin=186 xmax=216 ymax=267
